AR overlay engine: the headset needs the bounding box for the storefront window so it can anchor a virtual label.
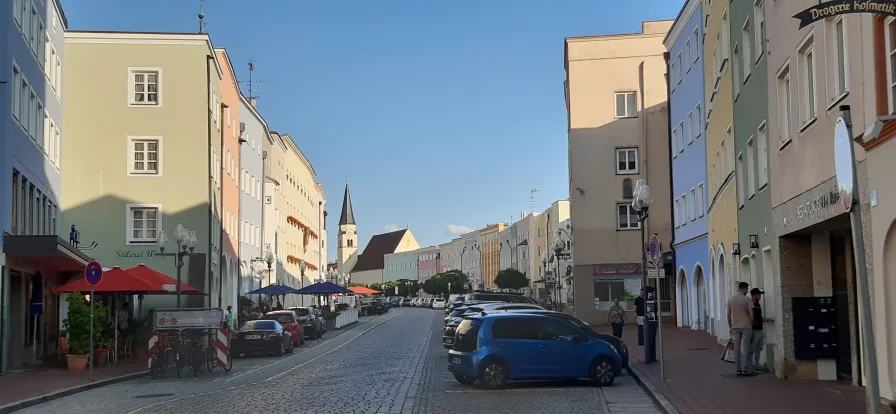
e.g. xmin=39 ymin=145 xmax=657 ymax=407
xmin=593 ymin=275 xmax=641 ymax=311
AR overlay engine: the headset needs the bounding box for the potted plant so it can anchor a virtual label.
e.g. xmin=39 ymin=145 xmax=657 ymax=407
xmin=62 ymin=293 xmax=108 ymax=371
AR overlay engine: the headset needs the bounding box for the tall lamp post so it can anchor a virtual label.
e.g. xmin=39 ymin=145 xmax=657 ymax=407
xmin=299 ymin=261 xmax=307 ymax=307
xmin=552 ymin=234 xmax=567 ymax=312
xmin=472 ymin=243 xmax=482 ymax=290
xmin=156 ymin=224 xmax=200 ymax=308
xmin=631 ymin=179 xmax=655 ymax=364
xmin=540 ymin=252 xmax=548 ymax=302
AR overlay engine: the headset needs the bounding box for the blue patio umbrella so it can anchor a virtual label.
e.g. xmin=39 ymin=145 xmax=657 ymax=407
xmin=293 ymin=282 xmax=351 ymax=295
xmin=246 ymin=284 xmax=302 ymax=295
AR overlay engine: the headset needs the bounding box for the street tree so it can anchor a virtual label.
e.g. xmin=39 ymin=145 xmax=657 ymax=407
xmin=494 ymin=268 xmax=528 ymax=291
xmin=347 ymin=282 xmax=367 ymax=288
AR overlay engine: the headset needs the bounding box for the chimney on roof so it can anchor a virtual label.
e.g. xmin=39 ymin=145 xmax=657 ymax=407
xmin=249 ymin=97 xmax=257 ymax=108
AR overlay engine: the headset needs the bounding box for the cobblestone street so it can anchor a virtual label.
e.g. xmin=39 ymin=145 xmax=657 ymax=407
xmin=19 ymin=309 xmax=657 ymax=414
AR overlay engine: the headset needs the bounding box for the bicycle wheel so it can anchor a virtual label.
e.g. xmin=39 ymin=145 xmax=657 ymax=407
xmin=150 ymin=354 xmax=158 ymax=379
xmin=192 ymin=343 xmax=200 ymax=378
xmin=175 ymin=348 xmax=183 ymax=378
xmin=206 ymin=346 xmax=217 ymax=374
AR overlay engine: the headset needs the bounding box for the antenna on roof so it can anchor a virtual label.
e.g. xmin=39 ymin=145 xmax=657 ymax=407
xmin=198 ymin=0 xmax=207 ymax=33
xmin=529 ymin=184 xmax=539 ymax=213
xmin=240 ymin=60 xmax=269 ymax=102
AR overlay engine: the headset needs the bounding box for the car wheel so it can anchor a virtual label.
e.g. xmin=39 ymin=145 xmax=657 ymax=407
xmin=309 ymin=328 xmax=317 ymax=340
xmin=300 ymin=335 xmax=305 ymax=345
xmin=590 ymin=357 xmax=617 ymax=387
xmin=478 ymin=360 xmax=508 ymax=390
xmin=453 ymin=373 xmax=476 ymax=385
xmin=286 ymin=341 xmax=294 ymax=353
xmin=275 ymin=342 xmax=285 ymax=357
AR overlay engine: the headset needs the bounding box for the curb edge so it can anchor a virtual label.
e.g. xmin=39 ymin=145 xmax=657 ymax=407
xmin=626 ymin=364 xmax=680 ymax=414
xmin=0 ymin=370 xmax=147 ymax=414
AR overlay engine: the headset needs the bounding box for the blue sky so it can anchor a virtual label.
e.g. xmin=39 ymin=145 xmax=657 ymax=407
xmin=61 ymin=0 xmax=682 ymax=259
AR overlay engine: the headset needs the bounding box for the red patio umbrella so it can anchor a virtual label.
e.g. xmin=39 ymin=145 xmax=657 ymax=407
xmin=54 ymin=266 xmax=158 ymax=294
xmin=349 ymin=286 xmax=380 ymax=295
xmin=125 ymin=264 xmax=203 ymax=295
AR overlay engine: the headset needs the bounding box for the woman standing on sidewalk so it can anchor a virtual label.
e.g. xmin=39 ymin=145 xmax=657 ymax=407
xmin=606 ymin=298 xmax=626 ymax=338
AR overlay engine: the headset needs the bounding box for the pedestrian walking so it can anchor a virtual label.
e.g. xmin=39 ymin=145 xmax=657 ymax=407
xmin=748 ymin=288 xmax=769 ymax=373
xmin=727 ymin=282 xmax=755 ymax=376
xmin=634 ymin=288 xmax=646 ymax=345
xmin=606 ymin=298 xmax=626 ymax=338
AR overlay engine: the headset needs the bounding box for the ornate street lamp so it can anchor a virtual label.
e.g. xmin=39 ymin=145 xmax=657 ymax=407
xmin=156 ymin=224 xmax=200 ymax=308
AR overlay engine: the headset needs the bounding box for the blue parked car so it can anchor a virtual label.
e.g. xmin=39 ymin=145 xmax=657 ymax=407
xmin=447 ymin=313 xmax=621 ymax=389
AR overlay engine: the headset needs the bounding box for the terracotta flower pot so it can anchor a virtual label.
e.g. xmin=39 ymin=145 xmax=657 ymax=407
xmin=66 ymin=354 xmax=89 ymax=371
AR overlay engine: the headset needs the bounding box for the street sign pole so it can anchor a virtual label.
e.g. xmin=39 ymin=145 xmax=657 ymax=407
xmin=84 ymin=261 xmax=103 ymax=383
xmin=657 ymin=241 xmax=664 ymax=381
xmin=89 ymin=285 xmax=95 ymax=382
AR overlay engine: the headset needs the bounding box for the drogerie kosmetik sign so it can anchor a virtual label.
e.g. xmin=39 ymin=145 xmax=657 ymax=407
xmin=793 ymin=0 xmax=896 ymax=29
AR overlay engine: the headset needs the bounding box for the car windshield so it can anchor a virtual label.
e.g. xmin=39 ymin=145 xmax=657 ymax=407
xmin=290 ymin=308 xmax=310 ymax=316
xmin=264 ymin=314 xmax=294 ymax=324
xmin=240 ymin=320 xmax=277 ymax=331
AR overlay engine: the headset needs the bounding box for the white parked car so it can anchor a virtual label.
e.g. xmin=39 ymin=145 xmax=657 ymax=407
xmin=431 ymin=298 xmax=447 ymax=309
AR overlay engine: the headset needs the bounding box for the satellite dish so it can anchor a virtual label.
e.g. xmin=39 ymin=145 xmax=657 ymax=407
xmin=833 ymin=117 xmax=854 ymax=213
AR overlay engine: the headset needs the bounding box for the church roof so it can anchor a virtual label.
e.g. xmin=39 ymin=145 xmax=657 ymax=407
xmin=351 ymin=229 xmax=408 ymax=272
xmin=339 ymin=183 xmax=356 ymax=226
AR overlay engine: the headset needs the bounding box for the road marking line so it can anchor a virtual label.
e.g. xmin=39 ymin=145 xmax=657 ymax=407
xmin=124 ymin=310 xmax=402 ymax=414
xmin=443 ymin=388 xmax=576 ymax=393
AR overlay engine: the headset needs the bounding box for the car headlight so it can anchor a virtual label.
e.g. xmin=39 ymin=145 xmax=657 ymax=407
xmin=608 ymin=344 xmax=619 ymax=355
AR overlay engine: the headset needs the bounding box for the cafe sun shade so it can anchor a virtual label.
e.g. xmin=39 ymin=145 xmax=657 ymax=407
xmin=246 ymin=284 xmax=302 ymax=295
xmin=348 ymin=286 xmax=380 ymax=295
xmin=294 ymin=281 xmax=351 ymax=295
xmin=54 ymin=266 xmax=159 ymax=294
xmin=124 ymin=264 xmax=204 ymax=295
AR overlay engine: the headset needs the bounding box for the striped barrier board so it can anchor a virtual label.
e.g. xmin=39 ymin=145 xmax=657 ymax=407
xmin=147 ymin=331 xmax=159 ymax=369
xmin=216 ymin=328 xmax=229 ymax=367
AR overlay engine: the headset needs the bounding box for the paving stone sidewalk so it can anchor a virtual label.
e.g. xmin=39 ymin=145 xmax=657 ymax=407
xmin=595 ymin=323 xmax=866 ymax=414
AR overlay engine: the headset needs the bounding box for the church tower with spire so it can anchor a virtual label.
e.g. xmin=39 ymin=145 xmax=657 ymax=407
xmin=337 ymin=183 xmax=359 ymax=274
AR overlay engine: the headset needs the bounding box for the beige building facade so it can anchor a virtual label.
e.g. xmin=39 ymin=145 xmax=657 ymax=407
xmin=478 ymin=223 xmax=504 ymax=289
xmin=765 ymin=2 xmax=873 ymax=384
xmin=564 ymin=21 xmax=673 ymax=325
xmin=704 ymin=0 xmax=738 ymax=341
xmin=61 ymin=31 xmax=224 ymax=310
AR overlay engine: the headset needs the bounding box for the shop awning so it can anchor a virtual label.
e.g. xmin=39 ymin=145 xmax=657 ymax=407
xmin=2 ymin=235 xmax=91 ymax=272
xmin=348 ymin=286 xmax=380 ymax=295
xmin=124 ymin=264 xmax=204 ymax=295
xmin=53 ymin=266 xmax=157 ymax=293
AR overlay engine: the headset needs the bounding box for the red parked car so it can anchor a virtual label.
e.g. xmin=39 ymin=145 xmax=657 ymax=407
xmin=264 ymin=311 xmax=305 ymax=347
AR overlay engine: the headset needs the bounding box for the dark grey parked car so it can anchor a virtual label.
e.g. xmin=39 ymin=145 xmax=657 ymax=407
xmin=287 ymin=307 xmax=325 ymax=339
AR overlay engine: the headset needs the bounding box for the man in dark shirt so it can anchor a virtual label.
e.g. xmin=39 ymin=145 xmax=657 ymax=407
xmin=748 ymin=288 xmax=768 ymax=373
xmin=634 ymin=288 xmax=645 ymax=345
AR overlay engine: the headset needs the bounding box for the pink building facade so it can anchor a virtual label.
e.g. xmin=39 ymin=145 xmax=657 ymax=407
xmin=417 ymin=246 xmax=440 ymax=281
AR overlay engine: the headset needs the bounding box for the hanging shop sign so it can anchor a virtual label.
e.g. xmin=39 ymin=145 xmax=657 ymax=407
xmin=793 ymin=0 xmax=896 ymax=29
xmin=592 ymin=263 xmax=641 ymax=276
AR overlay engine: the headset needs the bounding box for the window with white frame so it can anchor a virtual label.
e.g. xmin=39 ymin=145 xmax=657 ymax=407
xmin=685 ymin=40 xmax=692 ymax=70
xmin=680 ymin=193 xmax=688 ymax=225
xmin=615 ymin=92 xmax=638 ymax=118
xmin=887 ymin=18 xmax=896 ymax=113
xmin=128 ymin=137 xmax=161 ymax=175
xmin=679 ymin=121 xmax=685 ymax=152
xmin=672 ymin=127 xmax=679 ymax=155
xmin=671 ymin=61 xmax=678 ymax=87
xmin=757 ymin=121 xmax=768 ymax=188
xmin=754 ymin=0 xmax=765 ymax=59
xmin=737 ymin=152 xmax=745 ymax=207
xmin=719 ymin=138 xmax=727 ymax=178
xmin=674 ymin=198 xmax=680 ymax=228
xmin=28 ymin=89 xmax=36 ymax=141
xmin=12 ymin=64 xmax=22 ymax=122
xmin=829 ymin=16 xmax=848 ymax=98
xmin=696 ymin=103 xmax=703 ymax=137
xmin=727 ymin=125 xmax=735 ymax=173
xmin=712 ymin=45 xmax=720 ymax=85
xmin=29 ymin=5 xmax=38 ymax=56
xmin=799 ymin=36 xmax=817 ymax=123
xmin=54 ymin=126 xmax=60 ymax=167
xmin=747 ymin=137 xmax=757 ymax=197
xmin=36 ymin=101 xmax=44 ymax=151
xmin=677 ymin=53 xmax=683 ymax=82
xmin=127 ymin=204 xmax=160 ymax=244
xmin=692 ymin=28 xmax=699 ymax=61
xmin=777 ymin=64 xmax=793 ymax=145
xmin=697 ymin=183 xmax=705 ymax=217
xmin=47 ymin=120 xmax=55 ymax=163
xmin=683 ymin=117 xmax=691 ymax=145
xmin=721 ymin=9 xmax=731 ymax=63
xmin=733 ymin=43 xmax=741 ymax=96
xmin=742 ymin=18 xmax=753 ymax=80
xmin=128 ymin=68 xmax=161 ymax=106
xmin=617 ymin=204 xmax=640 ymax=230
xmin=13 ymin=0 xmax=22 ymax=28
xmin=689 ymin=188 xmax=697 ymax=221
xmin=687 ymin=111 xmax=695 ymax=144
xmin=616 ymin=148 xmax=638 ymax=174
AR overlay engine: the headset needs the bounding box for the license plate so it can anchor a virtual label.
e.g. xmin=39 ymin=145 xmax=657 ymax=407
xmin=450 ymin=356 xmax=462 ymax=365
xmin=245 ymin=335 xmax=261 ymax=340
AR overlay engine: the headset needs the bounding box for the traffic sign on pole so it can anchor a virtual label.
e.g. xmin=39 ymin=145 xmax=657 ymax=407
xmin=84 ymin=261 xmax=103 ymax=286
xmin=649 ymin=235 xmax=661 ymax=266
